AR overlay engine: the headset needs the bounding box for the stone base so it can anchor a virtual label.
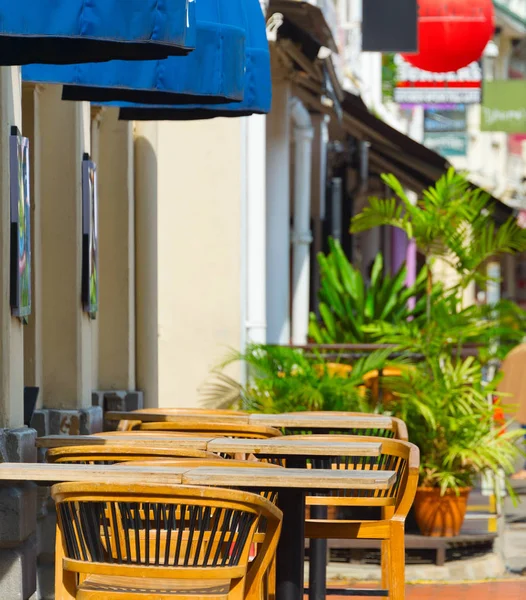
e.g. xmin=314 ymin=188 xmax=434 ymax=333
xmin=0 ymin=535 xmax=37 ymax=600
xmin=30 ymin=406 xmax=103 ymax=437
xmin=92 ymin=390 xmax=143 ymax=430
xmin=0 ymin=483 xmax=37 ymax=546
xmin=0 ymin=428 xmax=37 ymax=463
xmin=0 ymin=428 xmax=38 ymax=600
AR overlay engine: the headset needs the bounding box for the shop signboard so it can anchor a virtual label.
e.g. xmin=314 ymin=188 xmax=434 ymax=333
xmin=390 ymin=54 xmax=482 ymax=105
xmin=423 ymin=132 xmax=468 ymax=157
xmin=362 ymin=0 xmax=417 ymax=52
xmin=481 ymin=80 xmax=526 ymax=133
xmin=424 ymin=105 xmax=467 ymax=133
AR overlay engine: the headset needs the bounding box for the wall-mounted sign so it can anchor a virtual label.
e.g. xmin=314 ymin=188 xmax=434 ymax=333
xmin=9 ymin=127 xmax=31 ymax=321
xmin=481 ymin=80 xmax=526 ymax=133
xmin=424 ymin=105 xmax=467 ymax=133
xmin=362 ymin=0 xmax=417 ymax=52
xmin=82 ymin=153 xmax=98 ymax=318
xmin=423 ymin=132 xmax=468 ymax=157
xmin=392 ymin=55 xmax=482 ymax=104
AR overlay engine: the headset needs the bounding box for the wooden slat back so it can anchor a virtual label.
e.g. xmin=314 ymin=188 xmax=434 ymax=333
xmin=52 ymin=482 xmax=282 ymax=593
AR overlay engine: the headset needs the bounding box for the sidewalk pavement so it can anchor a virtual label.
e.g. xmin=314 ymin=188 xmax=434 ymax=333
xmin=313 ymin=580 xmax=526 ymax=599
xmin=405 ymin=581 xmax=526 ymax=599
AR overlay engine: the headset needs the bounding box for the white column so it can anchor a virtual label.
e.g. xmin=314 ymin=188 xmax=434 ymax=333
xmin=39 ymin=86 xmax=93 ymax=409
xmin=0 ymin=67 xmax=24 ymax=427
xmin=290 ymin=98 xmax=314 ymax=345
xmin=245 ymin=115 xmax=267 ymax=345
xmin=266 ymin=80 xmax=291 ymax=344
xmin=96 ymin=107 xmax=136 ymax=390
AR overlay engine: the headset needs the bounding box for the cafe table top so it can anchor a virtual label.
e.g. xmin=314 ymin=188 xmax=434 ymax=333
xmin=36 ymin=434 xmax=383 ymax=457
xmin=36 ymin=434 xmax=212 ymax=450
xmin=0 ymin=462 xmax=396 ymax=489
xmin=205 ymin=437 xmax=382 ymax=456
xmin=104 ymin=410 xmax=394 ymax=430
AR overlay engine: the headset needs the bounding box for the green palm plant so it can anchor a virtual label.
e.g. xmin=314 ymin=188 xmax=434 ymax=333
xmin=351 ymin=168 xmax=526 ymax=316
xmin=384 ymin=357 xmax=524 ymax=493
xmin=309 ymin=238 xmax=438 ymax=344
xmin=200 ymin=344 xmax=397 ymax=414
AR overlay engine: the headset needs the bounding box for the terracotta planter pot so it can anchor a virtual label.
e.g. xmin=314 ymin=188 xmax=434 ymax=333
xmin=413 ymin=487 xmax=471 ymax=537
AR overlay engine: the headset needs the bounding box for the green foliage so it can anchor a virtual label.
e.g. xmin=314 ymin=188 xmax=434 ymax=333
xmin=202 ymin=170 xmax=526 ymax=495
xmin=200 ymin=344 xmax=395 ymax=414
xmin=309 ymin=238 xmax=438 ymax=343
xmin=351 ymin=168 xmax=526 ymax=291
xmin=384 ymin=356 xmax=524 ymax=493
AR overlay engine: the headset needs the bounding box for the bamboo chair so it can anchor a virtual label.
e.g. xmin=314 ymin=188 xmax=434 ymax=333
xmin=299 ymin=436 xmax=419 ymax=600
xmin=281 ymin=412 xmax=409 ymax=441
xmin=137 ymin=422 xmax=282 ymax=439
xmin=117 ymin=408 xmax=248 ymax=432
xmin=52 ymin=482 xmax=282 ymax=600
xmin=46 ymin=445 xmax=215 ymax=465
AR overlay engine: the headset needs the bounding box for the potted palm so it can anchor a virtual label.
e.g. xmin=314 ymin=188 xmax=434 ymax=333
xmin=379 ymin=340 xmax=524 ymax=536
xmin=351 ymin=168 xmax=526 ymax=536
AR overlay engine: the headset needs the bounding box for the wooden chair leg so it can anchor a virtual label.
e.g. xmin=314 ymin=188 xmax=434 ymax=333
xmin=54 ymin=525 xmax=76 ymax=600
xmin=381 ymin=539 xmax=390 ymax=591
xmin=267 ymin=557 xmax=277 ymax=600
xmin=388 ymin=523 xmax=405 ymax=600
xmin=381 ymin=506 xmax=394 ymax=592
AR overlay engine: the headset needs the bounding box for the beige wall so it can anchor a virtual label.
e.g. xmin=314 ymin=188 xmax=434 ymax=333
xmin=135 ymin=118 xmax=243 ymax=408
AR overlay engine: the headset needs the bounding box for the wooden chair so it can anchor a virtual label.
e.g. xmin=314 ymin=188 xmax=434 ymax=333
xmin=52 ymin=482 xmax=282 ymax=600
xmin=281 ymin=412 xmax=409 ymax=441
xmin=46 ymin=445 xmax=215 ymax=465
xmin=301 ymin=436 xmax=419 ymax=600
xmin=123 ymin=459 xmax=282 ymax=599
xmin=137 ymin=422 xmax=282 ymax=439
xmin=116 ymin=408 xmax=247 ymax=432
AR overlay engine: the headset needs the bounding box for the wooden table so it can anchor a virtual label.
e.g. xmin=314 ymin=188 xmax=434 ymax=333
xmin=36 ymin=435 xmax=383 ymax=458
xmin=0 ymin=462 xmax=395 ymax=600
xmin=249 ymin=412 xmax=394 ymax=430
xmin=105 ymin=410 xmax=250 ymax=424
xmin=104 ymin=411 xmax=394 ymax=431
xmin=36 ymin=434 xmax=212 ymax=450
xmin=206 ymin=437 xmax=382 ymax=457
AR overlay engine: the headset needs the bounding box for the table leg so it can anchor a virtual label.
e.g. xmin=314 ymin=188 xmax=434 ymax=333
xmin=276 ymin=489 xmax=305 ymax=600
xmin=308 ymin=505 xmax=328 ymax=600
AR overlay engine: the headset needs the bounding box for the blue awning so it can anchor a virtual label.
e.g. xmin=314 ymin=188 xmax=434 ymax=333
xmin=116 ymin=0 xmax=271 ymax=120
xmin=0 ymin=1 xmax=195 ymax=65
xmin=23 ymin=0 xmax=252 ymax=106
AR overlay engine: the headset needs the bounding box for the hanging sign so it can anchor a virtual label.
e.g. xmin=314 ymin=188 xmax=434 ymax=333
xmin=424 ymin=105 xmax=467 ymax=132
xmin=362 ymin=0 xmax=418 ymax=52
xmin=402 ymin=0 xmax=494 ymax=73
xmin=423 ymin=132 xmax=468 ymax=157
xmin=481 ymin=81 xmax=526 ymax=133
xmin=392 ymin=54 xmax=482 ymax=104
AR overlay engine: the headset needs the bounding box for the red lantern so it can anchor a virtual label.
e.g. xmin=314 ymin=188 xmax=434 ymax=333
xmin=402 ymin=0 xmax=495 ymax=73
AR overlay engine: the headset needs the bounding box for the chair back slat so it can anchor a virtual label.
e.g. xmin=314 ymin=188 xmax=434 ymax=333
xmin=57 ymin=497 xmax=259 ymax=569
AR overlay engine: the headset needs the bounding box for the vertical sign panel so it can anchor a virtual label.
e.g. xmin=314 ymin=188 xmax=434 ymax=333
xmin=362 ymin=0 xmax=418 ymax=52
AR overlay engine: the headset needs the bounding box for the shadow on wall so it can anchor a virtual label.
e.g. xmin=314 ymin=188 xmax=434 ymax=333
xmin=134 ymin=132 xmax=159 ymax=408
